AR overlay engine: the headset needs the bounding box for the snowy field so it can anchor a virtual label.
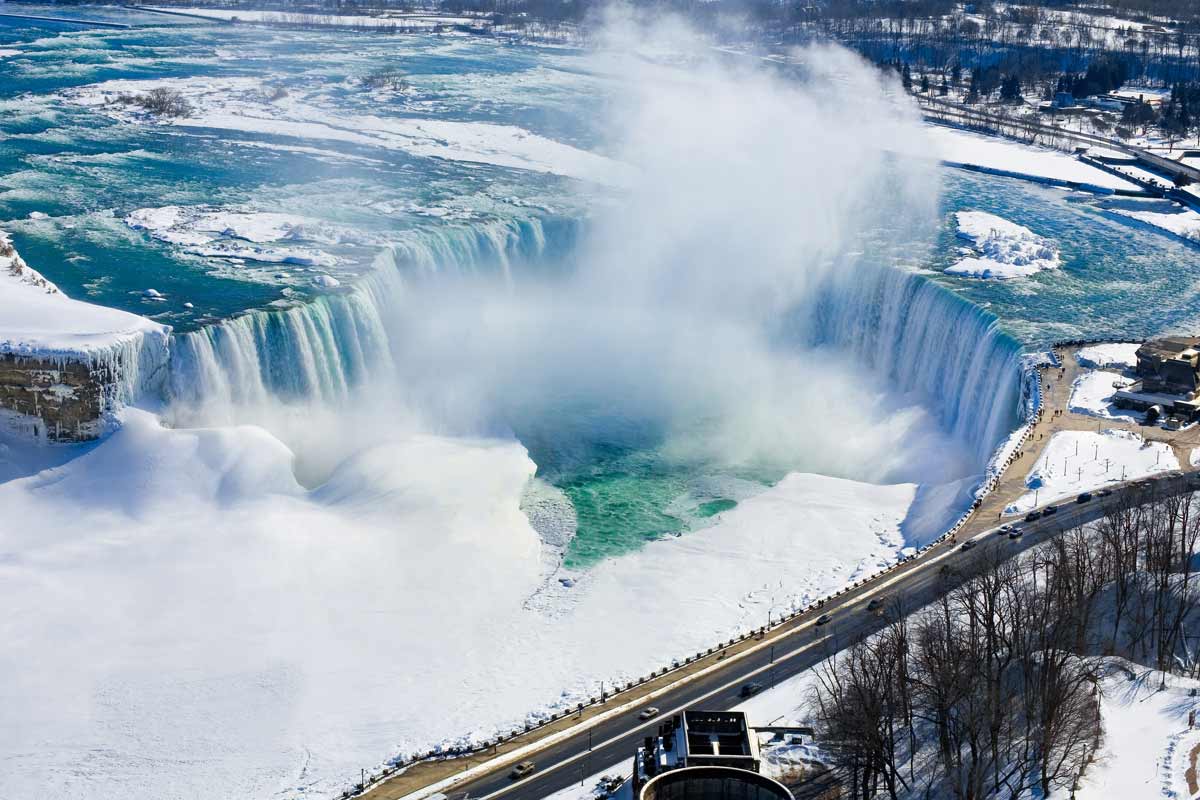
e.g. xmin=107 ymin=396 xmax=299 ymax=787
xmin=1075 ymin=342 xmax=1141 ymax=371
xmin=1063 ymin=661 xmax=1200 ymax=800
xmin=922 ymin=125 xmax=1143 ymax=191
xmin=947 ymin=210 xmax=1060 ymax=279
xmin=1068 ymin=370 xmax=1140 ymax=420
xmin=1005 ymin=429 xmax=1177 ymax=514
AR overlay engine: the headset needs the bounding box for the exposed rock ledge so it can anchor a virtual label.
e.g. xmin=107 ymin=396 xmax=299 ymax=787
xmin=0 ymin=231 xmax=169 ymax=442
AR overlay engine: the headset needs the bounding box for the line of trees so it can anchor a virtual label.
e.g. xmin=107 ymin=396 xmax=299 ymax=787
xmin=807 ymin=489 xmax=1200 ymax=800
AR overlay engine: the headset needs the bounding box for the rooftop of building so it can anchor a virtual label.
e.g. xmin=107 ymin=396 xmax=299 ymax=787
xmin=1138 ymin=337 xmax=1200 ymax=361
xmin=682 ymin=711 xmax=754 ymax=759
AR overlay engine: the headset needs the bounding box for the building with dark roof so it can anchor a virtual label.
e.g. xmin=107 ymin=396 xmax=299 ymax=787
xmin=1113 ymin=337 xmax=1200 ymax=422
xmin=1135 ymin=337 xmax=1200 ymax=397
xmin=632 ymin=711 xmax=769 ymax=797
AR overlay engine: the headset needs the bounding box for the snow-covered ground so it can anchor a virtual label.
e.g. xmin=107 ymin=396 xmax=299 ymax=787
xmin=0 ymin=229 xmax=167 ymax=358
xmin=1005 ymin=429 xmax=1178 ymax=514
xmin=60 ymin=77 xmax=632 ymax=187
xmin=0 ymin=409 xmax=962 ymax=799
xmin=1097 ymin=197 xmax=1200 ymax=245
xmin=1068 ymin=369 xmax=1140 ymax=420
xmin=1062 ymin=660 xmax=1200 ymax=800
xmin=1076 ymin=342 xmax=1141 ymax=371
xmin=921 ymin=125 xmax=1143 ymax=191
xmin=947 ymin=210 xmax=1060 ymax=279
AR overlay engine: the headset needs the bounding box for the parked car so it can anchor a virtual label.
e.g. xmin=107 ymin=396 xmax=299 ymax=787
xmin=638 ymin=707 xmax=660 ymax=721
xmin=816 ymin=614 xmax=832 ymax=626
xmin=510 ymin=762 xmax=536 ymax=780
xmin=960 ymin=540 xmax=976 ymax=551
xmin=1077 ymin=492 xmax=1093 ymax=503
xmin=1009 ymin=527 xmax=1024 ymax=539
xmin=867 ymin=597 xmax=886 ymax=612
xmin=1098 ymin=488 xmax=1113 ymax=497
xmin=999 ymin=524 xmax=1013 ymax=534
xmin=1025 ymin=510 xmax=1042 ymax=522
xmin=1043 ymin=505 xmax=1058 ymax=516
xmin=740 ymin=682 xmax=764 ymax=698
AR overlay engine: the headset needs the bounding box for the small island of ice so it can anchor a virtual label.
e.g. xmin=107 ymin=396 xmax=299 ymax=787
xmin=947 ymin=210 xmax=1061 ymax=280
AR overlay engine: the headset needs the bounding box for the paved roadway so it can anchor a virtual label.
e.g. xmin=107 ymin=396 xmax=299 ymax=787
xmin=434 ymin=472 xmax=1200 ymax=800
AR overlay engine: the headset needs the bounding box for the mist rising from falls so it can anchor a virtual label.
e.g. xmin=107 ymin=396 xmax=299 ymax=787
xmin=165 ymin=19 xmax=1023 ymax=496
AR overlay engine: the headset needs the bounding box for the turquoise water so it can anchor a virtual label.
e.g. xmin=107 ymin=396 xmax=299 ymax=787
xmin=0 ymin=8 xmax=601 ymax=329
xmin=2 ymin=8 xmax=1198 ymax=567
xmin=933 ymin=173 xmax=1200 ymax=345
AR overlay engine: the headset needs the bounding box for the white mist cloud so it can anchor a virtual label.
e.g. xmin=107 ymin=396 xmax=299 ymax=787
xmin=362 ymin=13 xmax=959 ymax=485
xmin=166 ymin=12 xmax=959 ymax=488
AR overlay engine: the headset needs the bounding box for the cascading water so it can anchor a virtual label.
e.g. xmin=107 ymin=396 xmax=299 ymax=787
xmin=802 ymin=264 xmax=1024 ymax=466
xmin=166 ymin=207 xmax=1025 ymax=479
xmin=167 ymin=215 xmax=580 ymax=410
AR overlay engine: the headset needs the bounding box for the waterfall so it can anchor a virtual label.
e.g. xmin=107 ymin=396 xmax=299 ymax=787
xmin=803 ymin=264 xmax=1024 ymax=465
xmin=169 ymin=268 xmax=398 ymax=407
xmin=166 ymin=215 xmax=1023 ymax=469
xmin=167 ymin=215 xmax=578 ymax=409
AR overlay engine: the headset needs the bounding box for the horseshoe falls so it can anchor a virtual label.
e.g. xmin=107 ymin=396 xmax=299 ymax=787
xmin=7 ymin=9 xmax=1198 ymax=800
xmin=169 ymin=229 xmax=1025 ymax=473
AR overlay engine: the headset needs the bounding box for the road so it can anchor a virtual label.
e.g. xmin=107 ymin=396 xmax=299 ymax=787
xmin=361 ymin=344 xmax=1200 ymax=800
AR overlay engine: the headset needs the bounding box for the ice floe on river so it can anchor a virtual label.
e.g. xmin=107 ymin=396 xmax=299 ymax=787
xmin=1097 ymin=196 xmax=1200 ymax=245
xmin=60 ymin=76 xmax=632 ymax=187
xmin=947 ymin=210 xmax=1061 ymax=279
xmin=125 ymin=205 xmax=355 ymax=269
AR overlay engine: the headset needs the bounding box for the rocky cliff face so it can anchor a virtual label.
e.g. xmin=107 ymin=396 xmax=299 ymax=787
xmin=0 ymin=354 xmax=107 ymax=441
xmin=0 ymin=232 xmax=170 ymax=443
